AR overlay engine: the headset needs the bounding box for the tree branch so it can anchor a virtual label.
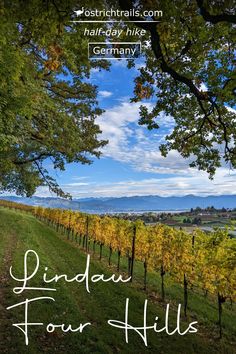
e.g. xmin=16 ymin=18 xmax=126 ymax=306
xmin=13 ymin=153 xmax=51 ymax=165
xmin=118 ymin=0 xmax=211 ymax=102
xmin=196 ymin=0 xmax=236 ymax=24
xmin=34 ymin=160 xmax=71 ymax=199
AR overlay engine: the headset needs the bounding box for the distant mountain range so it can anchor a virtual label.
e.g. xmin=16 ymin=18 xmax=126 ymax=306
xmin=1 ymin=195 xmax=236 ymax=213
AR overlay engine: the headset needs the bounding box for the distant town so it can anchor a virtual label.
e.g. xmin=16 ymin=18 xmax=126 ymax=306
xmin=111 ymin=207 xmax=236 ymax=238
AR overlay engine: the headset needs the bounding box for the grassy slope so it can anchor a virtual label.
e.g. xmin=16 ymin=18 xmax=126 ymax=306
xmin=0 ymin=208 xmax=235 ymax=354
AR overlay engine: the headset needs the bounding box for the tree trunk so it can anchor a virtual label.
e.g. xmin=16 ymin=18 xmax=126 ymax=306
xmin=161 ymin=264 xmax=165 ymax=301
xmin=184 ymin=274 xmax=188 ymax=317
xmin=127 ymin=251 xmax=131 ymax=276
xmin=218 ymin=293 xmax=225 ymax=339
xmin=87 ymin=240 xmax=90 ymax=253
xmin=192 ymin=234 xmax=195 ymax=247
xmin=144 ymin=260 xmax=147 ymax=291
xmin=99 ymin=243 xmax=103 ymax=260
xmin=108 ymin=246 xmax=112 ymax=265
xmin=117 ymin=250 xmax=121 ymax=272
xmin=85 ymin=215 xmax=89 ymax=252
xmin=130 ymin=225 xmax=136 ymax=282
xmin=93 ymin=240 xmax=96 ymax=255
xmin=82 ymin=235 xmax=86 ymax=249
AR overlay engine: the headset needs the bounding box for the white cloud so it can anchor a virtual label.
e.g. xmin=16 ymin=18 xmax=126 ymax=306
xmin=135 ymin=62 xmax=146 ymax=70
xmin=200 ymin=83 xmax=208 ymax=91
xmin=226 ymin=106 xmax=236 ymax=114
xmin=98 ymin=100 xmax=186 ymax=174
xmin=33 ymin=100 xmax=236 ymax=199
xmin=35 ymin=167 xmax=236 ymax=198
xmin=97 ymin=100 xmax=235 ymax=176
xmin=111 ymin=60 xmax=129 ymax=68
xmin=71 ymin=176 xmax=90 ymax=181
xmin=63 ymin=182 xmax=90 ymax=186
xmin=99 ymin=90 xmax=113 ymax=98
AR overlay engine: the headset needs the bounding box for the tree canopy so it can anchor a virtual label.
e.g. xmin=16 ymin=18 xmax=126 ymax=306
xmin=118 ymin=0 xmax=236 ymax=177
xmin=0 ymin=0 xmax=109 ymax=198
xmin=0 ymin=0 xmax=235 ymax=198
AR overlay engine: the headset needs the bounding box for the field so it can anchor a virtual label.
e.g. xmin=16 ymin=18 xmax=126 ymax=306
xmin=118 ymin=209 xmax=236 ymax=237
xmin=0 ymin=207 xmax=236 ymax=354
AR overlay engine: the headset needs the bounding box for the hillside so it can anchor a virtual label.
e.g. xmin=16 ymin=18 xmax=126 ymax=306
xmin=0 ymin=208 xmax=235 ymax=353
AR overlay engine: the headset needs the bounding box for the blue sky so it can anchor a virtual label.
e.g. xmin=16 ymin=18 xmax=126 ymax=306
xmin=36 ymin=60 xmax=236 ymax=198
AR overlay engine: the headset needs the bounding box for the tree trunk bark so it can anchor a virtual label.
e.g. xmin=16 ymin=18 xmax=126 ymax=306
xmin=99 ymin=243 xmax=103 ymax=260
xmin=184 ymin=274 xmax=188 ymax=317
xmin=85 ymin=215 xmax=89 ymax=252
xmin=130 ymin=225 xmax=136 ymax=282
xmin=109 ymin=246 xmax=112 ymax=265
xmin=218 ymin=293 xmax=225 ymax=339
xmin=127 ymin=252 xmax=131 ymax=276
xmin=144 ymin=260 xmax=147 ymax=291
xmin=161 ymin=264 xmax=165 ymax=301
xmin=117 ymin=250 xmax=121 ymax=271
xmin=87 ymin=240 xmax=90 ymax=253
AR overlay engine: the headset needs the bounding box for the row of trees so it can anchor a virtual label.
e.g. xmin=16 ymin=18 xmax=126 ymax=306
xmin=0 ymin=199 xmax=235 ymax=338
xmin=183 ymin=217 xmax=202 ymax=225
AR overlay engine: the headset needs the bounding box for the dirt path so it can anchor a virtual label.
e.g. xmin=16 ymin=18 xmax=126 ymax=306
xmin=0 ymin=231 xmax=18 ymax=353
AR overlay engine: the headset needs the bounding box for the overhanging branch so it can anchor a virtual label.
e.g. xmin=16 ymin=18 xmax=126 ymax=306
xmin=196 ymin=0 xmax=236 ymax=24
